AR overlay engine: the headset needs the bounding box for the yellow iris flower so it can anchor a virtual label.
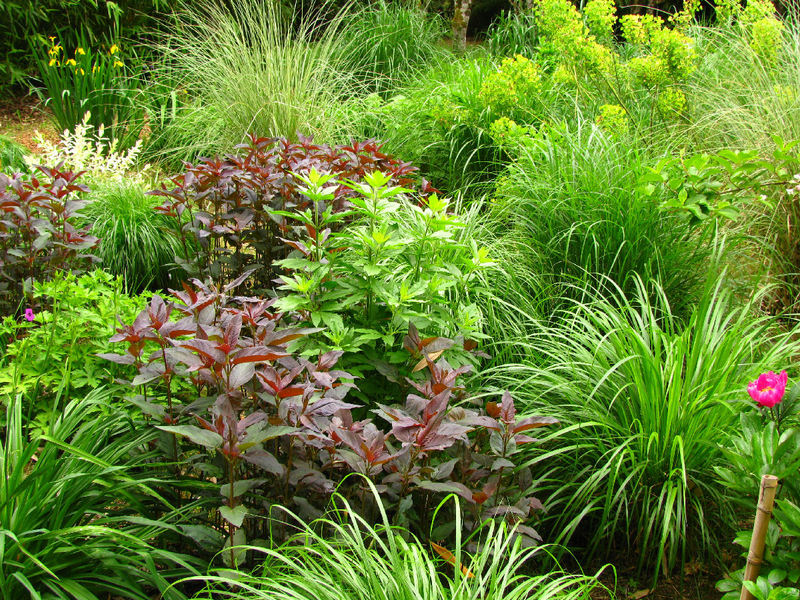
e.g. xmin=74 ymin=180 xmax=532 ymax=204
xmin=113 ymin=60 xmax=124 ymax=68
xmin=109 ymin=44 xmax=119 ymax=54
xmin=66 ymin=58 xmax=76 ymax=67
xmin=76 ymin=47 xmax=86 ymax=55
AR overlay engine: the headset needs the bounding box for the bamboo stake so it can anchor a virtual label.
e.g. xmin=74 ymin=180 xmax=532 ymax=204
xmin=740 ymin=474 xmax=780 ymax=600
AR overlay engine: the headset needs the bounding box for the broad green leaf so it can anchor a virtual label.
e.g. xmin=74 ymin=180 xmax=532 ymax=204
xmin=157 ymin=425 xmax=222 ymax=449
xmin=219 ymin=504 xmax=248 ymax=528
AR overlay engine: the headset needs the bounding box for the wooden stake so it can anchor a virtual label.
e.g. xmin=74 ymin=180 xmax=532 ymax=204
xmin=740 ymin=474 xmax=780 ymax=600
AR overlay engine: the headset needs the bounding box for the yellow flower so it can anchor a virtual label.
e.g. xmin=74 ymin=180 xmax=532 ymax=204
xmin=92 ymin=65 xmax=99 ymax=73
xmin=48 ymin=58 xmax=58 ymax=67
xmin=109 ymin=44 xmax=119 ymax=54
xmin=113 ymin=59 xmax=124 ymax=68
xmin=66 ymin=58 xmax=76 ymax=67
xmin=76 ymin=47 xmax=86 ymax=55
xmin=76 ymin=68 xmax=85 ymax=75
xmin=48 ymin=36 xmax=56 ymax=43
xmin=48 ymin=44 xmax=62 ymax=57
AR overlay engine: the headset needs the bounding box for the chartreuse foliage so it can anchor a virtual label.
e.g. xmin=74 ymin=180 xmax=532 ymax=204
xmin=488 ymin=275 xmax=800 ymax=581
xmin=0 ymin=391 xmax=201 ymax=599
xmin=189 ymin=488 xmax=606 ymax=600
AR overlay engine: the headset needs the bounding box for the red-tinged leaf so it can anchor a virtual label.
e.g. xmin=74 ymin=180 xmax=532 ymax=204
xmin=278 ymin=386 xmax=305 ymax=399
xmin=265 ymin=327 xmax=321 ymax=346
xmin=318 ymin=350 xmax=344 ymax=370
xmin=161 ymin=316 xmax=197 ymax=339
xmin=463 ymin=339 xmax=478 ymax=351
xmin=516 ymin=524 xmax=543 ymax=541
xmin=232 ymin=346 xmax=288 ymax=364
xmin=223 ymin=268 xmax=256 ymax=293
xmin=418 ymin=480 xmax=475 ymax=502
xmin=243 ymin=448 xmax=285 ymax=476
xmin=181 ymin=339 xmax=226 ymax=364
xmin=403 ymin=322 xmax=421 ymax=353
xmin=430 ymin=542 xmax=475 ymax=578
xmin=512 ymin=416 xmax=559 ymax=433
xmin=280 ymin=237 xmax=310 ymax=256
xmin=421 ymin=337 xmax=454 ymax=353
xmin=466 ymin=415 xmax=502 ymax=431
xmin=485 ymin=401 xmax=501 ymax=419
xmin=228 ymin=362 xmax=255 ymax=389
xmin=224 ymin=312 xmax=243 ymax=348
xmin=96 ymin=352 xmax=135 ymax=365
xmin=514 ymin=434 xmax=539 ymax=445
xmin=420 ymin=336 xmax=438 ymax=348
xmin=499 ymin=391 xmax=516 ymax=423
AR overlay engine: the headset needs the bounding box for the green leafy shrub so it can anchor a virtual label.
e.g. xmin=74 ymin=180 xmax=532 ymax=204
xmin=0 ymin=269 xmax=151 ymax=413
xmin=489 ymin=276 xmax=800 ymax=581
xmin=0 ymin=391 xmax=201 ymax=599
xmin=82 ymin=181 xmax=186 ymax=291
xmin=272 ymin=169 xmax=491 ymax=400
xmin=717 ymin=498 xmax=800 ymax=600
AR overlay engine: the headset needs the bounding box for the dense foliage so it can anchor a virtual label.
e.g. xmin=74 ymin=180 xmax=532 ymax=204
xmin=4 ymin=0 xmax=800 ymax=597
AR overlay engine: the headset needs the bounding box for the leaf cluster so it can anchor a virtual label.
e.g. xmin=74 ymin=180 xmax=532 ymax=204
xmin=0 ymin=165 xmax=99 ymax=314
xmin=150 ymin=135 xmax=437 ymax=294
xmin=104 ymin=274 xmax=557 ymax=564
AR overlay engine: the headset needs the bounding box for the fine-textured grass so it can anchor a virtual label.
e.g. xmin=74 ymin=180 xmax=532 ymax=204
xmin=486 ymin=274 xmax=800 ymax=581
xmin=0 ymin=390 xmax=201 ymax=599
xmin=189 ymin=488 xmax=606 ymax=600
xmin=486 ymin=9 xmax=539 ymax=57
xmin=0 ymin=133 xmax=28 ymax=173
xmin=488 ymin=122 xmax=713 ymax=319
xmin=337 ymin=0 xmax=446 ymax=96
xmin=82 ymin=181 xmax=186 ymax=292
xmin=683 ymin=22 xmax=800 ymax=154
xmin=142 ymin=0 xmax=362 ymax=163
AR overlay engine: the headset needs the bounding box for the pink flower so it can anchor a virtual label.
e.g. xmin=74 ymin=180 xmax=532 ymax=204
xmin=748 ymin=370 xmax=788 ymax=408
xmin=24 ymin=308 xmax=35 ymax=322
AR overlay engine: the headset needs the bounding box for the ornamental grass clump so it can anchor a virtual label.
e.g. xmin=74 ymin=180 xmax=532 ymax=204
xmin=144 ymin=0 xmax=362 ymax=161
xmin=487 ymin=275 xmax=800 ymax=581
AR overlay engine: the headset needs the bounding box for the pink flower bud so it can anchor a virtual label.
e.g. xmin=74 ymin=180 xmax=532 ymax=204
xmin=24 ymin=308 xmax=35 ymax=322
